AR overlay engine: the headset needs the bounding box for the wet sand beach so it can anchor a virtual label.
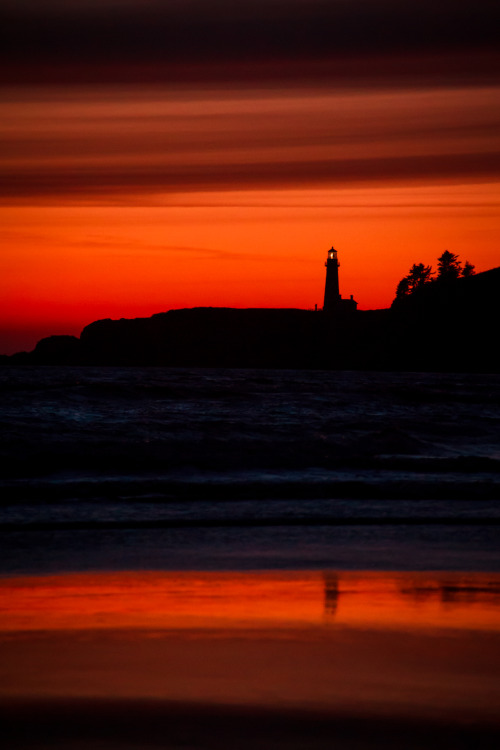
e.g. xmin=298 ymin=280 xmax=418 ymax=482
xmin=1 ymin=571 xmax=500 ymax=748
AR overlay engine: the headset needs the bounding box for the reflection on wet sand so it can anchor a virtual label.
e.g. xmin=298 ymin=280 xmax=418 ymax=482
xmin=324 ymin=573 xmax=339 ymax=618
xmin=1 ymin=570 xmax=500 ymax=632
xmin=1 ymin=570 xmax=500 ymax=748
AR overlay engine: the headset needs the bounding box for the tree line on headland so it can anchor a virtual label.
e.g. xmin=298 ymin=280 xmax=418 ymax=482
xmin=393 ymin=251 xmax=475 ymax=306
xmin=2 ymin=259 xmax=499 ymax=372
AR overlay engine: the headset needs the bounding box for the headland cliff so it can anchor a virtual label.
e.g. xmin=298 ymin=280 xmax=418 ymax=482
xmin=2 ymin=266 xmax=499 ymax=371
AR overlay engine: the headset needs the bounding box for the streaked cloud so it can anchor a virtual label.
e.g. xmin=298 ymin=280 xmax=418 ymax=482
xmin=1 ymin=1 xmax=499 ymax=87
xmin=2 ymin=87 xmax=499 ymax=201
xmin=3 ymin=151 xmax=500 ymax=202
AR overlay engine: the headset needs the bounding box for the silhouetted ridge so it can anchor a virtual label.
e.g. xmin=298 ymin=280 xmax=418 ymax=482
xmin=3 ymin=267 xmax=499 ymax=370
xmin=79 ymin=308 xmax=331 ymax=368
xmin=33 ymin=335 xmax=82 ymax=365
xmin=388 ymin=266 xmax=500 ymax=370
xmin=392 ymin=264 xmax=500 ymax=313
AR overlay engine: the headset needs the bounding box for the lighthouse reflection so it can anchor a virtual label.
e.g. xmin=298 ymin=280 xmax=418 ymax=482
xmin=1 ymin=571 xmax=500 ymax=633
xmin=323 ymin=574 xmax=339 ymax=619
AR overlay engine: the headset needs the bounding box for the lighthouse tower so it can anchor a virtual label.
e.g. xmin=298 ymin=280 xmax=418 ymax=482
xmin=323 ymin=246 xmax=357 ymax=314
xmin=323 ymin=246 xmax=341 ymax=312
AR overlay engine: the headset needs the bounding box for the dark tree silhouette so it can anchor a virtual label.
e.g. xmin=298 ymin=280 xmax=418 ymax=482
xmin=394 ymin=262 xmax=433 ymax=301
xmin=392 ymin=251 xmax=477 ymax=307
xmin=461 ymin=260 xmax=476 ymax=278
xmin=408 ymin=263 xmax=433 ymax=290
xmin=395 ymin=276 xmax=411 ymax=300
xmin=437 ymin=250 xmax=462 ymax=282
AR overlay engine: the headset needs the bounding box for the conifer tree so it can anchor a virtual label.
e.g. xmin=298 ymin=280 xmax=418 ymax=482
xmin=394 ymin=263 xmax=433 ymax=301
xmin=393 ymin=251 xmax=475 ymax=306
xmin=437 ymin=251 xmax=461 ymax=282
xmin=461 ymin=261 xmax=475 ymax=278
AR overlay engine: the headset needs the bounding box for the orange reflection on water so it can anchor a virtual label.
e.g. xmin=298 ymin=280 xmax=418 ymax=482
xmin=1 ymin=571 xmax=499 ymax=633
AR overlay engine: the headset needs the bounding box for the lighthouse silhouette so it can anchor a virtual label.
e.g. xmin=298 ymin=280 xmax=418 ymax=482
xmin=323 ymin=246 xmax=357 ymax=314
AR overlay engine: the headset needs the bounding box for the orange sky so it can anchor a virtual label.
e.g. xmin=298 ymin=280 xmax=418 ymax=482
xmin=1 ymin=2 xmax=500 ymax=354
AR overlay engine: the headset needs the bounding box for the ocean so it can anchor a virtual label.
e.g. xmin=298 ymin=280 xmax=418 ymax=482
xmin=1 ymin=366 xmax=499 ymax=575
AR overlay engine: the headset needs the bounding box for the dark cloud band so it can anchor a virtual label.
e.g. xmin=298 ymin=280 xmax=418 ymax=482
xmin=2 ymin=1 xmax=500 ymax=86
xmin=2 ymin=151 xmax=499 ymax=200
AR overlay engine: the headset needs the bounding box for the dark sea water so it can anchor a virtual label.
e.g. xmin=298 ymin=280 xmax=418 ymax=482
xmin=1 ymin=367 xmax=499 ymax=575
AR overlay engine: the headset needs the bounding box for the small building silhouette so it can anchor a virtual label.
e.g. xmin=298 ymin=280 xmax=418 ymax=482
xmin=323 ymin=246 xmax=357 ymax=314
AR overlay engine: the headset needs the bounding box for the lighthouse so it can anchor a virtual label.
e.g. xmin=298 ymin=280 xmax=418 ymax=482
xmin=323 ymin=246 xmax=357 ymax=314
xmin=323 ymin=246 xmax=340 ymax=312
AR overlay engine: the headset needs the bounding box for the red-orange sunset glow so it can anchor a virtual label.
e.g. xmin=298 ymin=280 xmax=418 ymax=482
xmin=1 ymin=1 xmax=499 ymax=353
xmin=2 ymin=571 xmax=500 ymax=633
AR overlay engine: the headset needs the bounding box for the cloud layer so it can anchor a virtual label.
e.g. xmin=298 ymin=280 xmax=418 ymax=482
xmin=2 ymin=87 xmax=499 ymax=201
xmin=2 ymin=1 xmax=500 ymax=87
